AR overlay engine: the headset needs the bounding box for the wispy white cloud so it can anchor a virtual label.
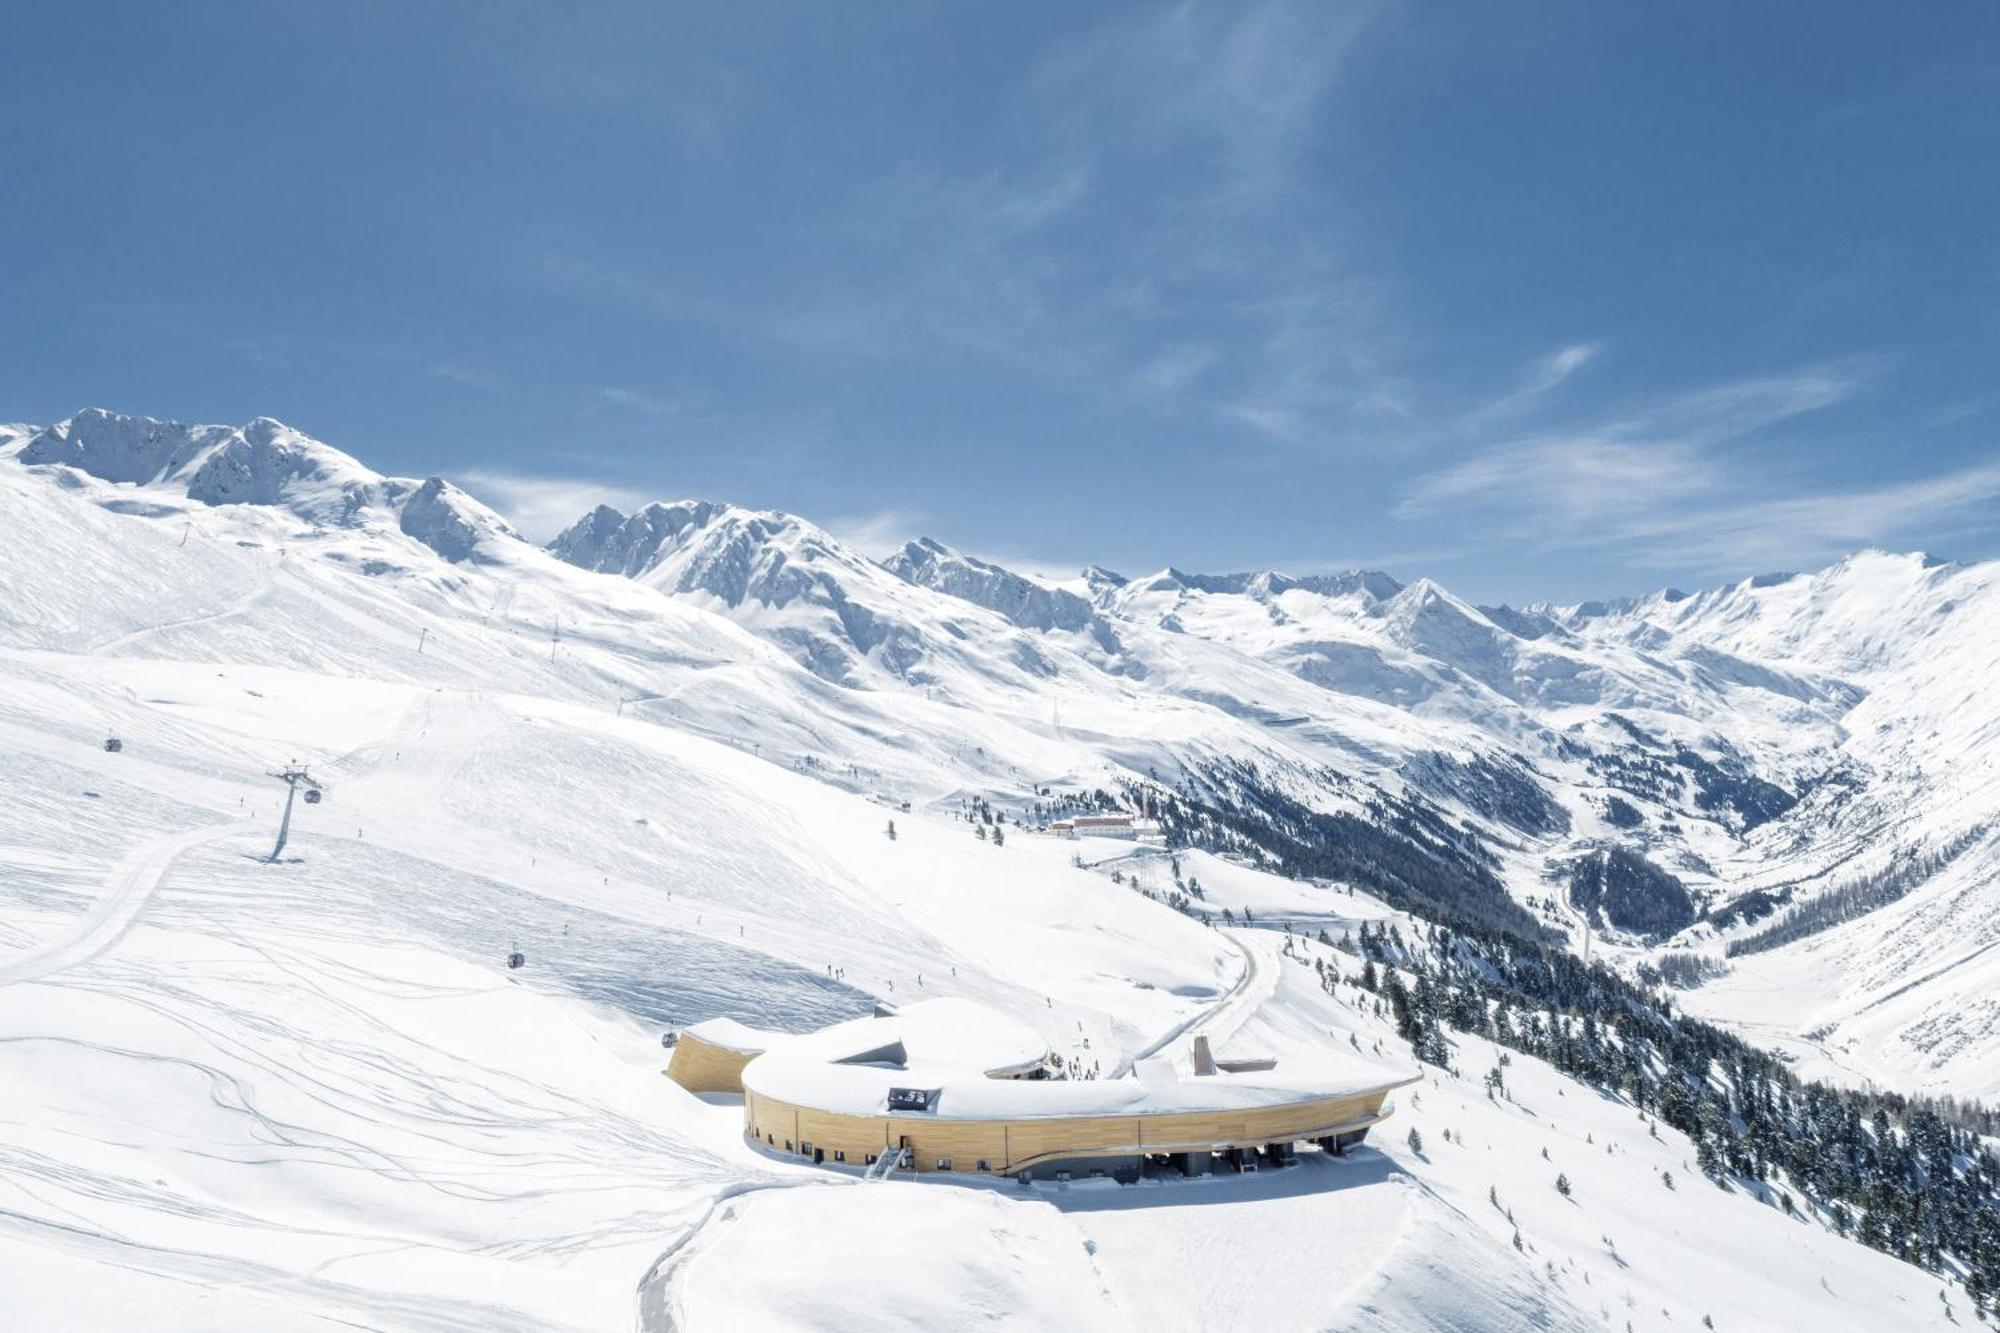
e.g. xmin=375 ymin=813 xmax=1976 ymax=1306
xmin=1601 ymin=460 xmax=2000 ymax=573
xmin=1025 ymin=2 xmax=1397 ymax=445
xmin=1401 ymin=365 xmax=1863 ymax=519
xmin=1398 ymin=435 xmax=1716 ymax=525
xmin=1392 ymin=359 xmax=2000 ymax=575
xmin=597 ymin=385 xmax=702 ymax=421
xmin=1031 ymin=0 xmax=1374 ymax=211
xmin=531 ymin=2 xmax=1395 ymax=459
xmin=1132 ymin=343 xmax=1217 ymax=397
xmin=457 ymin=469 xmax=654 ymax=543
xmin=538 ymin=255 xmax=708 ymax=326
xmin=427 ymin=360 xmax=498 ymax=392
xmin=1478 ymin=342 xmax=1602 ymax=419
xmin=992 ymin=165 xmax=1092 ymax=231
xmin=1532 ymin=343 xmax=1601 ymax=394
xmin=821 ymin=508 xmax=923 ymax=559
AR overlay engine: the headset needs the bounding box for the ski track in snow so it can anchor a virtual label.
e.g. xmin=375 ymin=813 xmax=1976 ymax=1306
xmin=87 ymin=555 xmax=279 ymax=656
xmin=1114 ymin=927 xmax=1260 ymax=1073
xmin=640 ymin=925 xmax=1272 ymax=1333
xmin=0 ymin=817 xmax=256 ymax=986
xmin=0 ymin=423 xmax=1988 ymax=1330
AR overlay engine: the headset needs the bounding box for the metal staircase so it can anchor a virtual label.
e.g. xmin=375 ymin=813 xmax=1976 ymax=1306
xmin=864 ymin=1146 xmax=909 ymax=1181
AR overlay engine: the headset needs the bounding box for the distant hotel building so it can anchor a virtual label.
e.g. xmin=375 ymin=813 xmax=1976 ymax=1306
xmin=1049 ymin=814 xmax=1165 ymax=844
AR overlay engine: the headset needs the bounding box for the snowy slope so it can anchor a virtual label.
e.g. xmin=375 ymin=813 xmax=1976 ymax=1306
xmin=0 ymin=656 xmax=1958 ymax=1331
xmin=16 ymin=414 xmax=2000 ymax=1092
xmin=1 ymin=408 xmax=1996 ymax=1329
xmin=1560 ymin=554 xmax=2000 ymax=1097
xmin=655 ymin=925 xmax=1963 ymax=1333
xmin=874 ymin=539 xmax=2000 ymax=1102
xmin=12 ymin=413 xmax=2000 ymax=1098
xmin=0 ymin=655 xmax=1243 ymax=1330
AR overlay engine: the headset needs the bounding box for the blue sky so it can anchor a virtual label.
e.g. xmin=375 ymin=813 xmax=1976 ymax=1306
xmin=4 ymin=2 xmax=1997 ymax=601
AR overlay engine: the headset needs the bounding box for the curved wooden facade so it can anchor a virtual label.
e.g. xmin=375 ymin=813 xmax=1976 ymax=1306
xmin=664 ymin=1030 xmax=762 ymax=1095
xmin=741 ymin=1084 xmax=1398 ymax=1175
xmin=666 ymin=999 xmax=1413 ymax=1178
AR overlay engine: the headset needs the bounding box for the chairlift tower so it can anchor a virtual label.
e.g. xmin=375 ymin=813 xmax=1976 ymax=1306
xmin=267 ymin=765 xmax=324 ymax=862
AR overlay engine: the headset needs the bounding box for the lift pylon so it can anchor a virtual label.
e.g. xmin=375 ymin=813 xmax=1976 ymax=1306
xmin=267 ymin=765 xmax=324 ymax=862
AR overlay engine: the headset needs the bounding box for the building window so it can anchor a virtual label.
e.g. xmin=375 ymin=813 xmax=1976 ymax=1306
xmin=976 ymin=1160 xmax=990 ymax=1173
xmin=865 ymin=1153 xmax=877 ymax=1166
xmin=785 ymin=1140 xmax=793 ymax=1152
xmin=834 ymin=1150 xmax=846 ymax=1163
xmin=936 ymin=1157 xmax=952 ymax=1171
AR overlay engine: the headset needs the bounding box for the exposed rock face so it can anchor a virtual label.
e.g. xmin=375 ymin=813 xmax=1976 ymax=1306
xmin=548 ymin=501 xmax=730 ymax=578
xmin=884 ymin=537 xmax=1096 ymax=633
xmin=19 ymin=408 xmax=512 ymax=562
xmin=399 ymin=478 xmax=487 ymax=564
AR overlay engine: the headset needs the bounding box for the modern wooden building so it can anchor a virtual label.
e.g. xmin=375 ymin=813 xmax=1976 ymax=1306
xmin=667 ymin=997 xmax=1416 ymax=1181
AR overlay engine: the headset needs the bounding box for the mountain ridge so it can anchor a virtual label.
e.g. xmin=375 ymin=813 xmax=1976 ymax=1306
xmin=9 ymin=408 xmax=2000 ymax=1102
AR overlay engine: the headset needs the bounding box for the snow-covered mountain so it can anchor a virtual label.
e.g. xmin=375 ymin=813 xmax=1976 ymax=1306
xmin=12 ymin=409 xmax=2000 ymax=1101
xmin=3 ymin=408 xmax=1998 ymax=1331
xmin=884 ymin=536 xmax=1101 ymax=635
xmin=536 ymin=459 xmax=2000 ymax=1108
xmin=549 ymin=500 xmax=1112 ymax=691
xmin=14 ymin=407 xmax=517 ymax=561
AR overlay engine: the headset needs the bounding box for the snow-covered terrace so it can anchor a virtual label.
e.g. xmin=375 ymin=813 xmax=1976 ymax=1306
xmin=682 ymin=996 xmax=1415 ymax=1124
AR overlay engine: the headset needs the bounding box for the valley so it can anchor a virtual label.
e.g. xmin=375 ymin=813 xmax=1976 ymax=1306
xmin=1 ymin=409 xmax=1996 ymax=1328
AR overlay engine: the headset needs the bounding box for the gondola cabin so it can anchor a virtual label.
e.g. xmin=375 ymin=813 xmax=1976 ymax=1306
xmin=103 ymin=737 xmax=123 ymax=753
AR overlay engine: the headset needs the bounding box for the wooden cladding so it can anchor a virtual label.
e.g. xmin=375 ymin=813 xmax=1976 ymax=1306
xmin=665 ymin=1032 xmax=762 ymax=1095
xmin=741 ymin=1086 xmax=1396 ymax=1174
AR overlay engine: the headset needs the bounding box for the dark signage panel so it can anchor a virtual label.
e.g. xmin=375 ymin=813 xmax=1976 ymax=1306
xmin=886 ymin=1087 xmax=940 ymax=1112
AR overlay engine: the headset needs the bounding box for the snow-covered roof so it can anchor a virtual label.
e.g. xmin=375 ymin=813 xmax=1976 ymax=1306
xmin=737 ymin=997 xmax=1414 ymax=1122
xmin=681 ymin=1015 xmax=787 ymax=1054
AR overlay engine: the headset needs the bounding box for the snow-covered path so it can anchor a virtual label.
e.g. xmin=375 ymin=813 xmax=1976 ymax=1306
xmin=1186 ymin=927 xmax=1277 ymax=1051
xmin=641 ymin=926 xmax=1273 ymax=1332
xmin=633 ymin=1174 xmax=833 ymax=1333
xmin=0 ymin=817 xmax=254 ymax=986
xmin=1114 ymin=927 xmax=1261 ymax=1073
xmin=0 ymin=420 xmax=1982 ymax=1330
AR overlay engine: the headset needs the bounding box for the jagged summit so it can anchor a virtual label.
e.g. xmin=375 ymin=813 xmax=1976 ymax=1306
xmin=547 ymin=499 xmax=734 ymax=578
xmin=1080 ymin=564 xmax=1128 ymax=590
xmin=14 ymin=408 xmax=513 ymax=563
xmin=22 ymin=408 xmax=378 ymax=495
xmin=6 ymin=409 xmax=2000 ymax=1189
xmin=882 ymin=536 xmax=1097 ymax=634
xmin=4 ymin=406 xmax=1995 ymax=1333
xmin=547 ymin=498 xmax=881 ymax=607
xmin=546 ymin=495 xmax=1087 ymax=687
xmin=1109 ymin=564 xmax=1401 ymax=605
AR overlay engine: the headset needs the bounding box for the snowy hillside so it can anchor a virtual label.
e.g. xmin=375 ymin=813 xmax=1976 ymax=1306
xmin=536 ymin=463 xmax=2000 ymax=1108
xmin=1556 ymin=555 xmax=2000 ymax=1096
xmin=3 ymin=408 xmax=1998 ymax=1330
